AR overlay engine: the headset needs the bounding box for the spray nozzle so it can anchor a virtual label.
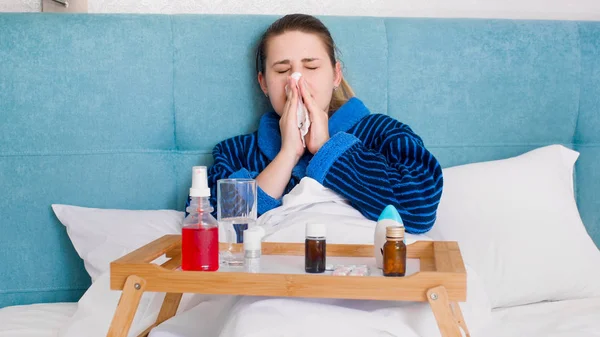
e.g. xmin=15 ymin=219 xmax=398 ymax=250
xmin=189 ymin=166 xmax=211 ymax=197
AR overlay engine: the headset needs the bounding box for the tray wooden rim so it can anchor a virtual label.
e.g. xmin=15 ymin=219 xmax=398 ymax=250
xmin=109 ymin=235 xmax=467 ymax=302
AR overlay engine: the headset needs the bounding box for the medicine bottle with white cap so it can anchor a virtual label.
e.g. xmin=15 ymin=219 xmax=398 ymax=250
xmin=243 ymin=226 xmax=265 ymax=259
xmin=305 ymin=223 xmax=326 ymax=273
xmin=243 ymin=226 xmax=265 ymax=273
xmin=182 ymin=166 xmax=219 ymax=271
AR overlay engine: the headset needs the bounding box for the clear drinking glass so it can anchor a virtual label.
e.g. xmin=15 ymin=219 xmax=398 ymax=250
xmin=217 ymin=178 xmax=257 ymax=266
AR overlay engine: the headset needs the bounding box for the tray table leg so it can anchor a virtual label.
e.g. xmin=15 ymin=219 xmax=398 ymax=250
xmin=107 ymin=275 xmax=147 ymax=337
xmin=136 ymin=293 xmax=183 ymax=337
xmin=426 ymin=286 xmax=468 ymax=337
xmin=156 ymin=293 xmax=183 ymax=326
xmin=450 ymin=301 xmax=470 ymax=337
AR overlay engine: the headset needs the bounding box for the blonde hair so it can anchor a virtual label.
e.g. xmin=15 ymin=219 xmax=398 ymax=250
xmin=330 ymin=77 xmax=354 ymax=113
xmin=255 ymin=14 xmax=355 ymax=114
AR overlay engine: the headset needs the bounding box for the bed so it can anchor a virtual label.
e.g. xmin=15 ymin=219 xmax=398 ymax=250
xmin=1 ymin=12 xmax=599 ymax=337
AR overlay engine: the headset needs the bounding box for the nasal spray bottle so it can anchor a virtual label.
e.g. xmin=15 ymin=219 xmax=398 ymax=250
xmin=182 ymin=166 xmax=219 ymax=271
xmin=374 ymin=205 xmax=404 ymax=269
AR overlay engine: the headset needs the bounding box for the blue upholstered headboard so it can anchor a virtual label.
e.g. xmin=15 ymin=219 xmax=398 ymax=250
xmin=1 ymin=13 xmax=599 ymax=308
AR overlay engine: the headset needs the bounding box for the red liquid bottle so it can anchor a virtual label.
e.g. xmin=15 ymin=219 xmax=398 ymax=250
xmin=182 ymin=222 xmax=219 ymax=271
xmin=182 ymin=166 xmax=219 ymax=271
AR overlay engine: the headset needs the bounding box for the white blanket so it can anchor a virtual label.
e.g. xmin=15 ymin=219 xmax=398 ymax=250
xmin=482 ymin=297 xmax=600 ymax=337
xmin=257 ymin=177 xmax=423 ymax=245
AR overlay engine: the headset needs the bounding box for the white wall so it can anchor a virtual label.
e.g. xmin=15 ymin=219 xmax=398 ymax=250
xmin=1 ymin=0 xmax=40 ymax=12
xmin=2 ymin=0 xmax=600 ymax=20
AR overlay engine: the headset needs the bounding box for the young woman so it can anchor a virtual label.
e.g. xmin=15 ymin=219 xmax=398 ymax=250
xmin=204 ymin=14 xmax=443 ymax=234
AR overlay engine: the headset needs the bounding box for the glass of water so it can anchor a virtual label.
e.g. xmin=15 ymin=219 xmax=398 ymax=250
xmin=217 ymin=178 xmax=257 ymax=266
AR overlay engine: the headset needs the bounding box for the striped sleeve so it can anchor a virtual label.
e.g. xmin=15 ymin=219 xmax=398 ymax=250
xmin=306 ymin=117 xmax=443 ymax=234
xmin=203 ymin=136 xmax=281 ymax=217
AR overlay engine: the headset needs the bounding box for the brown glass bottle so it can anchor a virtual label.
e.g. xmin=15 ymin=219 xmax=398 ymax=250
xmin=383 ymin=226 xmax=406 ymax=277
xmin=305 ymin=223 xmax=326 ymax=273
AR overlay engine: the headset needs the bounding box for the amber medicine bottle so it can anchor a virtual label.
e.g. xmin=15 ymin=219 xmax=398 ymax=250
xmin=383 ymin=226 xmax=406 ymax=277
xmin=305 ymin=223 xmax=326 ymax=273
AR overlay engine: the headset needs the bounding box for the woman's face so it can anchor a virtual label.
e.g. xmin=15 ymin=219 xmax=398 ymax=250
xmin=258 ymin=30 xmax=342 ymax=116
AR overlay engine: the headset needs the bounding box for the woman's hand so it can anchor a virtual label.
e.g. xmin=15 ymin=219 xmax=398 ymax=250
xmin=279 ymin=76 xmax=305 ymax=162
xmin=256 ymin=77 xmax=304 ymax=200
xmin=299 ymin=77 xmax=330 ymax=154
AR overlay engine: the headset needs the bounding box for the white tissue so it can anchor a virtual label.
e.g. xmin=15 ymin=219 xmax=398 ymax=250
xmin=290 ymin=72 xmax=310 ymax=148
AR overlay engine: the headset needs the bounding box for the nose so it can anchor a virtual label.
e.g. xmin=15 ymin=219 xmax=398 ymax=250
xmin=290 ymin=62 xmax=304 ymax=75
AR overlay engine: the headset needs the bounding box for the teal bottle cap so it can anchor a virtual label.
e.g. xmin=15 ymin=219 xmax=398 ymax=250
xmin=377 ymin=205 xmax=403 ymax=225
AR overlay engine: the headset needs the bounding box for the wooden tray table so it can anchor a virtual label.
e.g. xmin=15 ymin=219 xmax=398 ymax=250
xmin=107 ymin=235 xmax=469 ymax=337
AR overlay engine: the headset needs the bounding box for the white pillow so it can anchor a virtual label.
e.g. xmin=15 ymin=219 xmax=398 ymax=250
xmin=52 ymin=205 xmax=196 ymax=337
xmin=52 ymin=204 xmax=184 ymax=282
xmin=59 ymin=271 xmax=165 ymax=337
xmin=428 ymin=145 xmax=600 ymax=308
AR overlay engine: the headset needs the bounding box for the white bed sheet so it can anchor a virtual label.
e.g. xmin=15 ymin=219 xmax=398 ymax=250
xmin=0 ymin=303 xmax=77 ymax=337
xmin=2 ymin=297 xmax=597 ymax=337
xmin=482 ymin=296 xmax=600 ymax=337
xmin=150 ymin=296 xmax=600 ymax=337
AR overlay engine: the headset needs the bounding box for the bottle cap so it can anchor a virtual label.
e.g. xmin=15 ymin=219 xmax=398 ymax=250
xmin=377 ymin=205 xmax=403 ymax=225
xmin=189 ymin=166 xmax=210 ymax=197
xmin=306 ymin=223 xmax=326 ymax=238
xmin=386 ymin=226 xmax=405 ymax=239
xmin=243 ymin=226 xmax=265 ymax=252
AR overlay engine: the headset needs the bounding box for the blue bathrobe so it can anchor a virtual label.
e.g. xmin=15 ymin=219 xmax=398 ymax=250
xmin=199 ymin=97 xmax=443 ymax=234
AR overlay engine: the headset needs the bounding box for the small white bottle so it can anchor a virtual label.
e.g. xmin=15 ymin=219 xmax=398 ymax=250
xmin=243 ymin=226 xmax=265 ymax=259
xmin=243 ymin=226 xmax=265 ymax=273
